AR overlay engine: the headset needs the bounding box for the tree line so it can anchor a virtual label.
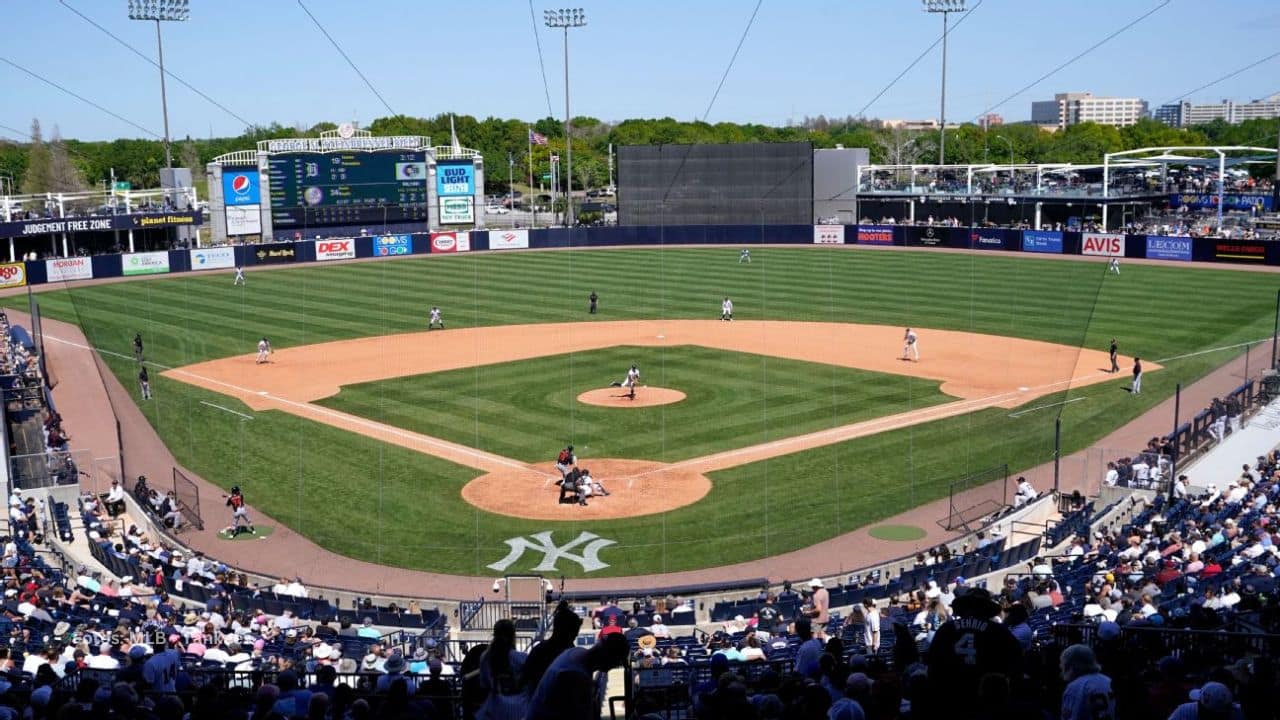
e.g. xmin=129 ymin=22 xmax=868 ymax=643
xmin=2 ymin=113 xmax=1276 ymax=196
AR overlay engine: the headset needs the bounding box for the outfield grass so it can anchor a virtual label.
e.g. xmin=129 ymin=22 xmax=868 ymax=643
xmin=12 ymin=247 xmax=1279 ymax=577
xmin=316 ymin=345 xmax=952 ymax=463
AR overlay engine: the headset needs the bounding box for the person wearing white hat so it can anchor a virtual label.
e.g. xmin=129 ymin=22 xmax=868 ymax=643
xmin=648 ymin=614 xmax=670 ymax=639
xmin=807 ymin=578 xmax=830 ymax=625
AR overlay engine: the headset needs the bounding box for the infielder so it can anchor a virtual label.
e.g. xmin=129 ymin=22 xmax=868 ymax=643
xmin=721 ymin=297 xmax=734 ymax=321
xmin=739 ymin=248 xmax=751 ymax=263
xmin=428 ymin=306 xmax=444 ymax=330
xmin=233 ymin=267 xmax=245 ymax=286
xmin=255 ymin=337 xmax=273 ymax=364
xmin=609 ymin=365 xmax=641 ymax=399
xmin=1108 ymin=257 xmax=1120 ymax=274
xmin=902 ymin=327 xmax=920 ymax=362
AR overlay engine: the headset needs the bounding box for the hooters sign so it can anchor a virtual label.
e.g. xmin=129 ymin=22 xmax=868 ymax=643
xmin=314 ymin=239 xmax=355 ymax=261
xmin=430 ymin=231 xmax=471 ymax=253
xmin=0 ymin=263 xmax=26 ymax=288
xmin=1081 ymin=233 xmax=1124 ymax=257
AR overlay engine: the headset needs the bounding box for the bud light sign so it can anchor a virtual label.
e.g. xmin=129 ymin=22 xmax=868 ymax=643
xmin=1144 ymin=236 xmax=1192 ymax=262
xmin=436 ymin=161 xmax=475 ymax=196
xmin=221 ymin=170 xmax=261 ymax=205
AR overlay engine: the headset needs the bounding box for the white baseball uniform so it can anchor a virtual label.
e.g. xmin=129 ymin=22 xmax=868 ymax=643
xmin=428 ymin=307 xmax=444 ymax=329
xmin=624 ymin=367 xmax=640 ymax=388
xmin=256 ymin=339 xmax=271 ymax=364
xmin=902 ymin=330 xmax=919 ymax=361
xmin=1109 ymin=258 xmax=1120 ymax=274
xmin=739 ymin=249 xmax=751 ymax=263
xmin=721 ymin=299 xmax=734 ymax=321
xmin=234 ymin=267 xmax=245 ymax=285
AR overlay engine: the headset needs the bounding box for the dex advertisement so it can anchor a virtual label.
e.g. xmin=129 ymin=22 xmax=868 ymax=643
xmin=855 ymin=225 xmax=895 ymax=245
xmin=123 ymin=251 xmax=171 ymax=276
xmin=1022 ymin=230 xmax=1063 ymax=253
xmin=436 ymin=161 xmax=475 ymax=196
xmin=1081 ymin=233 xmax=1125 ymax=257
xmin=45 ymin=257 xmax=93 ymax=281
xmin=1144 ymin=236 xmax=1192 ymax=262
xmin=221 ymin=170 xmax=262 ymax=205
xmin=374 ymin=234 xmax=413 ymax=256
xmin=439 ymin=196 xmax=475 ymax=224
xmin=813 ymin=225 xmax=845 ymax=244
xmin=189 ymin=246 xmax=236 ymax=271
xmin=490 ymin=229 xmax=529 ymax=250
xmin=430 ymin=231 xmax=471 ymax=253
xmin=315 ymin=239 xmax=356 ymax=261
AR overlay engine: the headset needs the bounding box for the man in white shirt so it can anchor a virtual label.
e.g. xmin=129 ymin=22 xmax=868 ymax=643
xmin=105 ymin=480 xmax=127 ymax=517
xmin=649 ymin=614 xmax=670 ymax=639
xmin=85 ymin=645 xmax=120 ymax=670
xmin=1013 ymin=477 xmax=1036 ymax=508
xmin=273 ymin=609 xmax=296 ymax=632
xmin=1132 ymin=460 xmax=1151 ymax=488
xmin=859 ymin=598 xmax=880 ymax=652
xmin=1172 ymin=475 xmax=1189 ymax=500
xmin=285 ymin=578 xmax=308 ymax=598
xmin=1227 ymin=482 xmax=1249 ymax=505
xmin=1103 ymin=462 xmax=1119 ymax=487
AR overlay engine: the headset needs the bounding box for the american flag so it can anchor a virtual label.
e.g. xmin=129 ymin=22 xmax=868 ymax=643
xmin=528 ymin=129 xmax=549 ymax=146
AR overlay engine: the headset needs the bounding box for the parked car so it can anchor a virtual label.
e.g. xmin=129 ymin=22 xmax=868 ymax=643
xmin=486 ymin=205 xmax=510 ymax=215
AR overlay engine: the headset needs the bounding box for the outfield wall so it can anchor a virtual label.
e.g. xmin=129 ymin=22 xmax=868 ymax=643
xmin=16 ymin=225 xmax=1280 ymax=285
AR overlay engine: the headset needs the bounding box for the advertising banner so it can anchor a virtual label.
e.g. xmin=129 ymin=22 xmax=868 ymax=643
xmin=221 ymin=169 xmax=262 ymax=205
xmin=253 ymin=243 xmax=298 ymax=264
xmin=969 ymin=228 xmax=1006 ymax=250
xmin=856 ymin=225 xmax=895 ymax=245
xmin=1022 ymin=230 xmax=1063 ymax=253
xmin=1144 ymin=236 xmax=1192 ymax=262
xmin=430 ymin=232 xmax=471 ymax=253
xmin=225 ymin=204 xmax=262 ymax=236
xmin=374 ymin=234 xmax=413 ymax=256
xmin=813 ymin=225 xmax=845 ymax=244
xmin=1213 ymin=241 xmax=1266 ymax=262
xmin=436 ymin=161 xmax=476 ymax=196
xmin=0 ymin=263 xmax=26 ymax=289
xmin=490 ymin=229 xmax=529 ymax=250
xmin=1170 ymin=193 xmax=1273 ymax=212
xmin=314 ymin=239 xmax=356 ymax=261
xmin=904 ymin=225 xmax=949 ymax=247
xmin=45 ymin=257 xmax=93 ymax=282
xmin=1081 ymin=233 xmax=1125 ymax=257
xmin=0 ymin=211 xmax=202 ymax=238
xmin=189 ymin=246 xmax=236 ymax=271
xmin=439 ymin=197 xmax=475 ymax=224
xmin=122 ymin=251 xmax=170 ymax=276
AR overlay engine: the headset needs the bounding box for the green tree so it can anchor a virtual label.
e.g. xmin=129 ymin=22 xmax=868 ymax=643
xmin=47 ymin=125 xmax=86 ymax=193
xmin=21 ymin=119 xmax=52 ymax=194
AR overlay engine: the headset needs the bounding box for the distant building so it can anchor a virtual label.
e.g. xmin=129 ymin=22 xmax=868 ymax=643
xmin=1031 ymin=92 xmax=1148 ymax=129
xmin=978 ymin=113 xmax=1004 ymax=129
xmin=1155 ymin=94 xmax=1280 ymax=127
xmin=880 ymin=119 xmax=960 ymax=131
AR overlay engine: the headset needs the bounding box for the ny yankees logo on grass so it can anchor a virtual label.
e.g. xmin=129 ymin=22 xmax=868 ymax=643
xmin=488 ymin=531 xmax=617 ymax=573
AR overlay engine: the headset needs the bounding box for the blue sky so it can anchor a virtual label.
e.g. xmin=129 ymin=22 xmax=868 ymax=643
xmin=3 ymin=0 xmax=1279 ymax=141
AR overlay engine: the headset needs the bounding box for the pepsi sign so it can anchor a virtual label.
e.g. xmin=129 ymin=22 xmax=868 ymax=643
xmin=221 ymin=170 xmax=261 ymax=206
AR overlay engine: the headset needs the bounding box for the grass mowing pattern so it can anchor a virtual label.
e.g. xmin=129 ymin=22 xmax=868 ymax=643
xmin=12 ymin=247 xmax=1279 ymax=576
xmin=316 ymin=345 xmax=952 ymax=463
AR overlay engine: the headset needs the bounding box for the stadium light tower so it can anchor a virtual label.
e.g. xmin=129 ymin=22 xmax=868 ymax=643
xmin=128 ymin=0 xmax=189 ymax=169
xmin=923 ymin=0 xmax=964 ymax=166
xmin=544 ymin=8 xmax=586 ymax=226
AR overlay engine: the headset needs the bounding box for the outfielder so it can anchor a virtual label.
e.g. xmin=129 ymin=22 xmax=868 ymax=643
xmin=255 ymin=337 xmax=273 ymax=364
xmin=739 ymin=248 xmax=751 ymax=263
xmin=428 ymin=306 xmax=444 ymax=330
xmin=1108 ymin=257 xmax=1120 ymax=274
xmin=902 ymin=327 xmax=920 ymax=362
xmin=233 ymin=267 xmax=245 ymax=285
xmin=721 ymin=297 xmax=734 ymax=321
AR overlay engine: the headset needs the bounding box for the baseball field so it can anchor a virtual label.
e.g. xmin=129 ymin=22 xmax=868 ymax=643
xmin=12 ymin=246 xmax=1278 ymax=578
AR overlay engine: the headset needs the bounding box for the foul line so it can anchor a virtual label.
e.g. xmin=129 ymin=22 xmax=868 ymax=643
xmin=1154 ymin=337 xmax=1273 ymax=365
xmin=1007 ymin=396 xmax=1086 ymax=418
xmin=198 ymin=401 xmax=254 ymax=421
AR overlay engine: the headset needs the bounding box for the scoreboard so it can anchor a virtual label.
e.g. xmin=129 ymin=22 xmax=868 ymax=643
xmin=267 ymin=151 xmax=429 ymax=228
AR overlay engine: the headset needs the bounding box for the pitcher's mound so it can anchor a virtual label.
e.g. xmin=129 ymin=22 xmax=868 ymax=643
xmin=461 ymin=459 xmax=711 ymax=520
xmin=577 ymin=387 xmax=686 ymax=408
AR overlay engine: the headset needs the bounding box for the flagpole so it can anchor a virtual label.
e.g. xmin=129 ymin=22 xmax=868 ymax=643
xmin=528 ymin=126 xmax=536 ymax=228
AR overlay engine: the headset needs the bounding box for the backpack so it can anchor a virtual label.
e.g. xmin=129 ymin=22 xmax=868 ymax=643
xmin=557 ymin=449 xmax=571 ymax=465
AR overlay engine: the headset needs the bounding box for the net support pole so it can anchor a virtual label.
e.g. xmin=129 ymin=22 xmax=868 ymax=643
xmin=1170 ymin=383 xmax=1182 ymax=493
xmin=1271 ymin=287 xmax=1279 ymax=370
xmin=1053 ymin=417 xmax=1061 ymax=494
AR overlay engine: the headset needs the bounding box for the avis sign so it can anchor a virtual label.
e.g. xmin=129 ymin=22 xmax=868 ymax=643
xmin=1081 ymin=233 xmax=1124 ymax=257
xmin=314 ymin=239 xmax=355 ymax=261
xmin=488 ymin=531 xmax=616 ymax=573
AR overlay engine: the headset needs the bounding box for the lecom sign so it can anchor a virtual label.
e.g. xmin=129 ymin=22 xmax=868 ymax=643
xmin=315 ymin=239 xmax=355 ymax=261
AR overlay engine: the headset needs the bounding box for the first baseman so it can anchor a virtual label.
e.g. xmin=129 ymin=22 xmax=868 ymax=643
xmin=256 ymin=337 xmax=273 ymax=364
xmin=428 ymin=306 xmax=444 ymax=330
xmin=721 ymin=297 xmax=734 ymax=321
xmin=902 ymin=327 xmax=919 ymax=362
